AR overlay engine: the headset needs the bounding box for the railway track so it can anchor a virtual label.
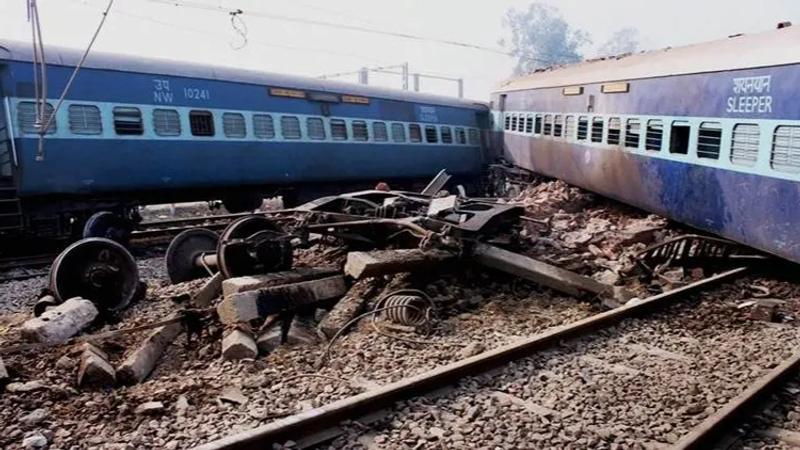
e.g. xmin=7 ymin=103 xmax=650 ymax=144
xmin=194 ymin=266 xmax=756 ymax=450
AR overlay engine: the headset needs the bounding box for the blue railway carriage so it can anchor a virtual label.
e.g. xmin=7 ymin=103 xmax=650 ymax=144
xmin=0 ymin=42 xmax=488 ymax=240
xmin=491 ymin=24 xmax=800 ymax=264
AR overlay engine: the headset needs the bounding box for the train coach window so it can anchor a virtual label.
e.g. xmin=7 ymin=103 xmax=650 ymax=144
xmin=113 ymin=107 xmax=144 ymax=135
xmin=253 ymin=114 xmax=275 ymax=139
xmin=441 ymin=126 xmax=453 ymax=144
xmin=563 ymin=116 xmax=576 ymax=140
xmin=731 ymin=124 xmax=760 ymax=166
xmin=625 ymin=119 xmax=641 ymax=149
xmin=281 ymin=116 xmax=301 ymax=140
xmin=17 ymin=101 xmax=56 ymax=134
xmin=352 ymin=121 xmax=369 ymax=141
xmin=525 ymin=116 xmax=533 ymax=134
xmin=409 ymin=124 xmax=422 ymax=142
xmin=591 ymin=118 xmax=604 ymax=143
xmin=645 ymin=120 xmax=664 ymax=151
xmin=543 ymin=115 xmax=553 ymax=135
xmin=330 ymin=119 xmax=348 ymax=140
xmin=697 ymin=122 xmax=722 ymax=159
xmin=534 ymin=115 xmax=543 ymax=135
xmin=669 ymin=121 xmax=691 ymax=155
xmin=153 ymin=109 xmax=181 ymax=137
xmin=771 ymin=126 xmax=800 ymax=173
xmin=223 ymin=113 xmax=247 ymax=139
xmin=425 ymin=125 xmax=439 ymax=143
xmin=554 ymin=116 xmax=564 ymax=138
xmin=511 ymin=115 xmax=519 ymax=132
xmin=373 ymin=122 xmax=388 ymax=142
xmin=468 ymin=128 xmax=480 ymax=146
xmin=607 ymin=118 xmax=622 ymax=145
xmin=189 ymin=110 xmax=215 ymax=136
xmin=504 ymin=115 xmax=511 ymax=131
xmin=391 ymin=123 xmax=406 ymax=142
xmin=68 ymin=104 xmax=102 ymax=135
xmin=456 ymin=127 xmax=467 ymax=145
xmin=307 ymin=118 xmax=326 ymax=140
xmin=577 ymin=117 xmax=588 ymax=141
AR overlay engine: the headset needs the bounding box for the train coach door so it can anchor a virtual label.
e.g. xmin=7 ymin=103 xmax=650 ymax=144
xmin=0 ymin=78 xmax=14 ymax=181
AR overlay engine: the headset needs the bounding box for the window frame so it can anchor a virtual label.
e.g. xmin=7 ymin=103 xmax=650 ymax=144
xmin=372 ymin=121 xmax=388 ymax=142
xmin=253 ymin=114 xmax=275 ymax=140
xmin=409 ymin=124 xmax=422 ymax=143
xmin=645 ymin=119 xmax=664 ymax=152
xmin=730 ymin=123 xmax=760 ymax=167
xmin=68 ymin=104 xmax=103 ymax=135
xmin=352 ymin=120 xmax=369 ymax=141
xmin=306 ymin=117 xmax=327 ymax=141
xmin=222 ymin=112 xmax=247 ymax=139
xmin=607 ymin=117 xmax=622 ymax=145
xmin=152 ymin=108 xmax=181 ymax=137
xmin=280 ymin=115 xmax=302 ymax=140
xmin=424 ymin=125 xmax=439 ymax=143
xmin=391 ymin=123 xmax=406 ymax=143
xmin=591 ymin=117 xmax=604 ymax=143
xmin=771 ymin=125 xmax=800 ymax=173
xmin=113 ymin=106 xmax=144 ymax=136
xmin=189 ymin=110 xmax=215 ymax=137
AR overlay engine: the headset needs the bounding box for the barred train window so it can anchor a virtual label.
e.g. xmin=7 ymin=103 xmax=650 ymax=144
xmin=625 ymin=119 xmax=641 ymax=149
xmin=525 ymin=115 xmax=533 ymax=134
xmin=771 ymin=126 xmax=800 ymax=173
xmin=307 ymin=118 xmax=326 ymax=140
xmin=280 ymin=116 xmax=301 ymax=140
xmin=730 ymin=124 xmax=760 ymax=166
xmin=223 ymin=113 xmax=246 ymax=138
xmin=352 ymin=121 xmax=369 ymax=141
xmin=455 ymin=127 xmax=467 ymax=145
xmin=564 ymin=116 xmax=576 ymax=139
xmin=607 ymin=118 xmax=621 ymax=145
xmin=534 ymin=115 xmax=543 ymax=134
xmin=17 ymin=101 xmax=56 ymax=134
xmin=468 ymin=129 xmax=480 ymax=146
xmin=253 ymin=114 xmax=275 ymax=139
xmin=504 ymin=114 xmax=511 ymax=131
xmin=113 ymin=107 xmax=144 ymax=135
xmin=669 ymin=121 xmax=691 ymax=155
xmin=330 ymin=119 xmax=348 ymax=140
xmin=409 ymin=124 xmax=422 ymax=143
xmin=190 ymin=110 xmax=214 ymax=137
xmin=553 ymin=115 xmax=563 ymax=138
xmin=511 ymin=115 xmax=518 ymax=132
xmin=441 ymin=126 xmax=453 ymax=144
xmin=373 ymin=122 xmax=388 ymax=142
xmin=591 ymin=117 xmax=604 ymax=143
xmin=425 ymin=125 xmax=439 ymax=143
xmin=645 ymin=120 xmax=663 ymax=151
xmin=577 ymin=117 xmax=588 ymax=141
xmin=152 ymin=109 xmax=180 ymax=137
xmin=68 ymin=104 xmax=102 ymax=135
xmin=391 ymin=123 xmax=406 ymax=142
xmin=543 ymin=115 xmax=553 ymax=135
xmin=697 ymin=122 xmax=722 ymax=159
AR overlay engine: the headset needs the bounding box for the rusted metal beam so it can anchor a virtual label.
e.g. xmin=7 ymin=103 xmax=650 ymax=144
xmin=193 ymin=266 xmax=749 ymax=450
xmin=672 ymin=349 xmax=800 ymax=450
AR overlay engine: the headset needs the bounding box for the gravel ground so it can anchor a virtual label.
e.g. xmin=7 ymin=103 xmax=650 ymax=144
xmin=730 ymin=375 xmax=800 ymax=449
xmin=325 ymin=276 xmax=800 ymax=449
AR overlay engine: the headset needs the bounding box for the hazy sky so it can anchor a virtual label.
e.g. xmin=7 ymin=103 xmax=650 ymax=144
xmin=2 ymin=0 xmax=799 ymax=100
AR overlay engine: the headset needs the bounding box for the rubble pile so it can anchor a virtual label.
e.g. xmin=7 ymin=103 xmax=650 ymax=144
xmin=0 ymin=173 xmax=772 ymax=449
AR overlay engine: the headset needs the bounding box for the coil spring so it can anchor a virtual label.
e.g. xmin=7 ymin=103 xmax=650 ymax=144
xmin=380 ymin=294 xmax=430 ymax=327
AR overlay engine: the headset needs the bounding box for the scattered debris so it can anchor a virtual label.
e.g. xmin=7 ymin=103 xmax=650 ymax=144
xmin=135 ymin=401 xmax=165 ymax=416
xmin=344 ymin=249 xmax=456 ymax=280
xmin=221 ymin=267 xmax=340 ymax=297
xmin=749 ymin=299 xmax=783 ymax=322
xmin=19 ymin=408 xmax=48 ymax=425
xmin=257 ymin=320 xmax=319 ymax=354
xmin=318 ymin=278 xmax=384 ymax=339
xmin=218 ymin=386 xmax=248 ymax=406
xmin=221 ymin=329 xmax=258 ymax=361
xmin=0 ymin=356 xmax=7 ymax=383
xmin=76 ymin=342 xmax=116 ymax=387
xmin=116 ymin=317 xmax=183 ymax=385
xmin=21 ymin=432 xmax=48 ymax=449
xmin=5 ymin=380 xmax=46 ymax=393
xmin=192 ymin=272 xmax=224 ymax=307
xmin=21 ymin=297 xmax=99 ymax=344
xmin=217 ymin=276 xmax=348 ymax=324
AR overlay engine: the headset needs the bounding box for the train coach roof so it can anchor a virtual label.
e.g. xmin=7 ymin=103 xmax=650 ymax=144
xmin=0 ymin=41 xmax=486 ymax=110
xmin=496 ymin=25 xmax=800 ymax=92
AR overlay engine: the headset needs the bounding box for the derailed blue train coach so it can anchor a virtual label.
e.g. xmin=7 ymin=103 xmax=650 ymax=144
xmin=0 ymin=42 xmax=488 ymax=238
xmin=492 ymin=24 xmax=800 ymax=263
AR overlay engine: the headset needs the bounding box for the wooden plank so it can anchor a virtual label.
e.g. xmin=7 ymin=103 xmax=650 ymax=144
xmin=472 ymin=243 xmax=618 ymax=299
xmin=116 ymin=318 xmax=183 ymax=385
xmin=344 ymin=249 xmax=455 ymax=280
xmin=317 ymin=278 xmax=383 ymax=339
xmin=217 ymin=276 xmax=348 ymax=324
xmin=193 ymin=272 xmax=224 ymax=307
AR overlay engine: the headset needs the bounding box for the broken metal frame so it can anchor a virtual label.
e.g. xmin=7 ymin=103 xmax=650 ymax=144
xmin=193 ymin=266 xmax=750 ymax=450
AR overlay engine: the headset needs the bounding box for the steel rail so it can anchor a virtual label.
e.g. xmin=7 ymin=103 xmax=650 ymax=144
xmin=671 ymin=350 xmax=800 ymax=450
xmin=193 ymin=266 xmax=750 ymax=450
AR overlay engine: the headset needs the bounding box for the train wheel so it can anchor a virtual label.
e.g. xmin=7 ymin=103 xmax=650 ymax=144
xmin=49 ymin=238 xmax=140 ymax=313
xmin=217 ymin=215 xmax=293 ymax=279
xmin=165 ymin=228 xmax=219 ymax=284
xmin=82 ymin=211 xmax=133 ymax=244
